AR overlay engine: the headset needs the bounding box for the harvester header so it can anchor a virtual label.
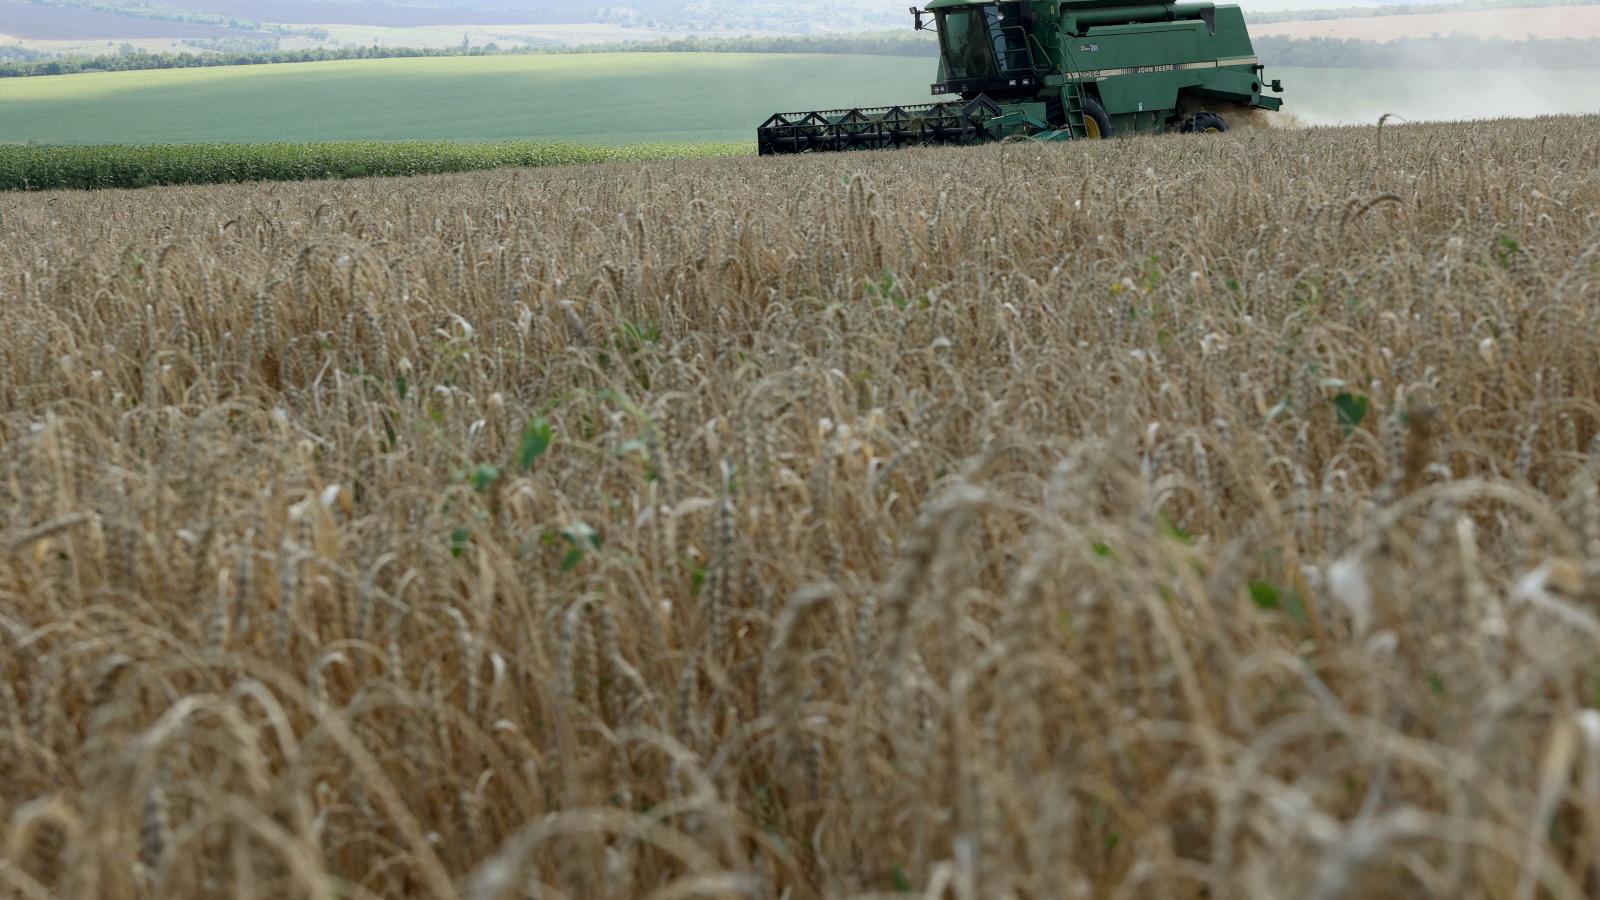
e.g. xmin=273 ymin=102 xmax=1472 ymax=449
xmin=758 ymin=0 xmax=1283 ymax=154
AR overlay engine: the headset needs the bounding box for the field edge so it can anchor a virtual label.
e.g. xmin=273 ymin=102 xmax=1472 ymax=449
xmin=0 ymin=138 xmax=754 ymax=192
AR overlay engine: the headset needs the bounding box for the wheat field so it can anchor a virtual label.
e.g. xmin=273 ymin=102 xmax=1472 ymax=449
xmin=3 ymin=116 xmax=1600 ymax=899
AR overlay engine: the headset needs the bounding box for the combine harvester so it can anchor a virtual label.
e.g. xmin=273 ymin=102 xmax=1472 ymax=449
xmin=758 ymin=0 xmax=1284 ymax=154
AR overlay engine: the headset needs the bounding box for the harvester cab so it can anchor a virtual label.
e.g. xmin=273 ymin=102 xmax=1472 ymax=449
xmin=757 ymin=0 xmax=1283 ymax=155
xmin=920 ymin=3 xmax=1045 ymax=101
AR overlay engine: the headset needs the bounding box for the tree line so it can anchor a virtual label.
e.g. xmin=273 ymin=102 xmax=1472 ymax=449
xmin=0 ymin=44 xmax=519 ymax=78
xmin=0 ymin=32 xmax=939 ymax=78
xmin=1255 ymin=35 xmax=1600 ymax=69
xmin=4 ymin=31 xmax=1599 ymax=79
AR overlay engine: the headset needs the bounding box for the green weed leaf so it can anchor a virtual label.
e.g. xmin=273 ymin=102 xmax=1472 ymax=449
xmin=471 ymin=464 xmax=501 ymax=492
xmin=559 ymin=522 xmax=601 ymax=572
xmin=1248 ymin=580 xmax=1281 ymax=611
xmin=1249 ymin=580 xmax=1308 ymax=623
xmin=1332 ymin=393 xmax=1369 ymax=433
xmin=517 ymin=417 xmax=553 ymax=471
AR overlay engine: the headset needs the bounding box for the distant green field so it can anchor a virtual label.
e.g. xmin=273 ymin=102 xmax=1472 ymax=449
xmin=0 ymin=54 xmax=1595 ymax=147
xmin=0 ymin=54 xmax=938 ymax=146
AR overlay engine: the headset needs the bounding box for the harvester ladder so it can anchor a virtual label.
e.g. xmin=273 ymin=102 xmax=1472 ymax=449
xmin=1061 ymin=83 xmax=1089 ymax=140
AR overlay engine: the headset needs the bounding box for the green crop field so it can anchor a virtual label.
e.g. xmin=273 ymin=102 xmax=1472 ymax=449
xmin=0 ymin=53 xmax=937 ymax=146
xmin=3 ymin=53 xmax=1598 ymax=148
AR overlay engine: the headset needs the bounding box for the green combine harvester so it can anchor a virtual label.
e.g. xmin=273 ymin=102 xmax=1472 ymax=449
xmin=757 ymin=0 xmax=1283 ymax=154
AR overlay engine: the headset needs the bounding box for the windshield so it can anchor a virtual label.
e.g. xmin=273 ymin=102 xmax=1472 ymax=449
xmin=938 ymin=4 xmax=1031 ymax=81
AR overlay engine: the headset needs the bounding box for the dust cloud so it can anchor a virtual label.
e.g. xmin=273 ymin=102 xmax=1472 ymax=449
xmin=1248 ymin=6 xmax=1600 ymax=127
xmin=1280 ymin=66 xmax=1600 ymax=128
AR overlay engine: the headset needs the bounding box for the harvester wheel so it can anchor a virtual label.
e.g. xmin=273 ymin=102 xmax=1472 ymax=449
xmin=1082 ymin=97 xmax=1113 ymax=139
xmin=1183 ymin=111 xmax=1229 ymax=134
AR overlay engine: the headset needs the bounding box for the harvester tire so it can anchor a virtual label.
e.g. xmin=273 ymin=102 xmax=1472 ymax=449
xmin=1184 ymin=111 xmax=1229 ymax=134
xmin=1083 ymin=97 xmax=1113 ymax=139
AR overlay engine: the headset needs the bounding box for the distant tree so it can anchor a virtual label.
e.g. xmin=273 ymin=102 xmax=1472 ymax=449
xmin=2 ymin=29 xmax=1593 ymax=81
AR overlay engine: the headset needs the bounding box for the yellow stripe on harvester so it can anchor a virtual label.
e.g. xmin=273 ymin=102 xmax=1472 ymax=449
xmin=1075 ymin=56 xmax=1259 ymax=81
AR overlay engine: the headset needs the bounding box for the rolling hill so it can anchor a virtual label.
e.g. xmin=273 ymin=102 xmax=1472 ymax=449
xmin=0 ymin=54 xmax=937 ymax=145
xmin=1 ymin=52 xmax=1599 ymax=146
